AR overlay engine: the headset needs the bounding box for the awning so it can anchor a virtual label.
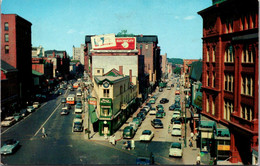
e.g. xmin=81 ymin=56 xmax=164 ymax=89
xmin=88 ymin=104 xmax=98 ymax=123
xmin=32 ymin=70 xmax=44 ymax=76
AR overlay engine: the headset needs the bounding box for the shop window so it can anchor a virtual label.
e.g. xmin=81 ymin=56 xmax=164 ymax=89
xmin=5 ymin=34 xmax=9 ymax=42
xmin=5 ymin=45 xmax=9 ymax=54
xmin=103 ymin=89 xmax=109 ymax=97
xmin=4 ymin=22 xmax=9 ymax=31
xmin=102 ymin=108 xmax=110 ymax=116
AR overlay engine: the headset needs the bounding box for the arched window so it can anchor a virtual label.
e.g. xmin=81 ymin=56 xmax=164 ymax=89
xmin=225 ymin=45 xmax=234 ymax=63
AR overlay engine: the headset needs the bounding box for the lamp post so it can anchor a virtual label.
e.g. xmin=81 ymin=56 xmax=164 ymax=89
xmin=184 ymin=95 xmax=188 ymax=147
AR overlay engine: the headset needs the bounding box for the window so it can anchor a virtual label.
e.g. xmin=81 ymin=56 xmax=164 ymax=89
xmin=101 ymin=108 xmax=110 ymax=116
xmin=242 ymin=45 xmax=254 ymax=63
xmin=225 ymin=46 xmax=234 ymax=63
xmin=97 ymin=70 xmax=100 ymax=73
xmin=5 ymin=45 xmax=9 ymax=54
xmin=207 ymin=72 xmax=209 ymax=86
xmin=145 ymin=44 xmax=148 ymax=49
xmin=103 ymin=89 xmax=109 ymax=97
xmin=212 ymin=98 xmax=215 ymax=115
xmin=224 ymin=74 xmax=233 ymax=92
xmin=212 ymin=46 xmax=216 ymax=62
xmin=206 ymin=95 xmax=209 ymax=113
xmin=206 ymin=46 xmax=210 ymax=62
xmin=4 ymin=22 xmax=9 ymax=31
xmin=241 ymin=105 xmax=254 ymax=121
xmin=212 ymin=72 xmax=215 ymax=88
xmin=226 ymin=19 xmax=233 ymax=33
xmin=224 ymin=100 xmax=233 ymax=121
xmin=241 ymin=76 xmax=254 ymax=96
xmin=4 ymin=34 xmax=9 ymax=42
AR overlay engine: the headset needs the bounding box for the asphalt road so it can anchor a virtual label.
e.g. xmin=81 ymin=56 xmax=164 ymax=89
xmin=1 ymin=76 xmax=193 ymax=165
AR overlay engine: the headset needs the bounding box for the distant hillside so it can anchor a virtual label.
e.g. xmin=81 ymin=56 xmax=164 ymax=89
xmin=167 ymin=58 xmax=183 ymax=66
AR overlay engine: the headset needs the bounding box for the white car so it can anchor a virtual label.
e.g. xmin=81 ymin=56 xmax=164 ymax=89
xmin=1 ymin=117 xmax=16 ymax=127
xmin=140 ymin=130 xmax=154 ymax=142
xmin=76 ymin=91 xmax=82 ymax=96
xmin=169 ymin=142 xmax=183 ymax=157
xmin=149 ymin=108 xmax=157 ymax=115
xmin=143 ymin=106 xmax=150 ymax=112
xmin=74 ymin=103 xmax=83 ymax=113
xmin=172 ymin=111 xmax=181 ymax=119
xmin=33 ymin=102 xmax=40 ymax=108
xmin=171 ymin=126 xmax=182 ymax=136
xmin=172 ymin=121 xmax=182 ymax=129
xmin=27 ymin=106 xmax=35 ymax=113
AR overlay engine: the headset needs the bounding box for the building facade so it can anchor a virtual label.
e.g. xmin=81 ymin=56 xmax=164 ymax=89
xmin=32 ymin=45 xmax=45 ymax=58
xmin=1 ymin=13 xmax=33 ymax=106
xmin=73 ymin=44 xmax=85 ymax=65
xmin=92 ymin=68 xmax=138 ymax=136
xmin=198 ymin=0 xmax=258 ymax=164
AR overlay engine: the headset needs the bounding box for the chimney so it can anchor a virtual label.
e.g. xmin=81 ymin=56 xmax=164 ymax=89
xmin=129 ymin=69 xmax=132 ymax=83
xmin=119 ymin=66 xmax=123 ymax=75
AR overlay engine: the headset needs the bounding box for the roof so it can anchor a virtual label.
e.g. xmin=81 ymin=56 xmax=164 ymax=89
xmin=189 ymin=61 xmax=202 ymax=81
xmin=32 ymin=70 xmax=43 ymax=76
xmin=94 ymin=75 xmax=128 ymax=84
xmin=103 ymin=68 xmax=122 ymax=76
xmin=1 ymin=60 xmax=18 ymax=73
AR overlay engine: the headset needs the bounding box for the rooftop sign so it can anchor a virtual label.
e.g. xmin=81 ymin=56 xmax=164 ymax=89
xmin=92 ymin=37 xmax=136 ymax=50
xmin=91 ymin=34 xmax=116 ymax=49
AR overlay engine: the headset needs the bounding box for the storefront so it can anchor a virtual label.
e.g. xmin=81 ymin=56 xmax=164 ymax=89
xmin=198 ymin=120 xmax=216 ymax=153
xmin=215 ymin=128 xmax=230 ymax=160
xmin=99 ymin=98 xmax=113 ymax=136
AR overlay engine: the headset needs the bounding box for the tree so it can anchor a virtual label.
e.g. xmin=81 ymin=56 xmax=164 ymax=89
xmin=174 ymin=67 xmax=181 ymax=75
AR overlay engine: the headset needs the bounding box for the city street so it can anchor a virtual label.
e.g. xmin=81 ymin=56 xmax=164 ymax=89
xmin=1 ymin=77 xmax=199 ymax=165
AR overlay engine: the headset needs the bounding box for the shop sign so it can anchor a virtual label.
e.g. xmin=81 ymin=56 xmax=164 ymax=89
xmin=91 ymin=34 xmax=116 ymax=49
xmin=93 ymin=37 xmax=136 ymax=50
xmin=89 ymin=97 xmax=97 ymax=105
xmin=100 ymin=98 xmax=112 ymax=105
xmin=194 ymin=94 xmax=202 ymax=109
xmin=217 ymin=145 xmax=230 ymax=151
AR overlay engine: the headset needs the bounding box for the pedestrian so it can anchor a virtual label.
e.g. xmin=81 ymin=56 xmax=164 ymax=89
xmin=189 ymin=139 xmax=193 ymax=147
xmin=191 ymin=132 xmax=194 ymax=140
xmin=196 ymin=153 xmax=201 ymax=165
xmin=213 ymin=157 xmax=217 ymax=165
xmin=127 ymin=141 xmax=131 ymax=150
xmin=42 ymin=127 xmax=47 ymax=138
xmin=109 ymin=135 xmax=113 ymax=145
xmin=131 ymin=139 xmax=135 ymax=150
xmin=112 ymin=135 xmax=116 ymax=146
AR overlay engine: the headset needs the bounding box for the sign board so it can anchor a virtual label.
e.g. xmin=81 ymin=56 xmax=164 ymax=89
xmin=217 ymin=145 xmax=230 ymax=151
xmin=100 ymin=98 xmax=112 ymax=105
xmin=91 ymin=34 xmax=116 ymax=49
xmin=93 ymin=37 xmax=136 ymax=50
xmin=88 ymin=97 xmax=97 ymax=105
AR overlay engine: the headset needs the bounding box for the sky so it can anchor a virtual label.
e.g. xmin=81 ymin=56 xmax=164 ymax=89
xmin=1 ymin=0 xmax=212 ymax=59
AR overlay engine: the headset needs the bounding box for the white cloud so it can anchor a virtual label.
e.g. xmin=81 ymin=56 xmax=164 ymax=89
xmin=67 ymin=29 xmax=76 ymax=34
xmin=79 ymin=31 xmax=85 ymax=35
xmin=184 ymin=15 xmax=196 ymax=20
xmin=174 ymin=16 xmax=180 ymax=19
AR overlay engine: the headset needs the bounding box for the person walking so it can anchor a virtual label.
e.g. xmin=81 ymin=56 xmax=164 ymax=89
xmin=112 ymin=135 xmax=116 ymax=146
xmin=131 ymin=139 xmax=135 ymax=150
xmin=196 ymin=153 xmax=201 ymax=165
xmin=42 ymin=127 xmax=47 ymax=138
xmin=189 ymin=139 xmax=193 ymax=148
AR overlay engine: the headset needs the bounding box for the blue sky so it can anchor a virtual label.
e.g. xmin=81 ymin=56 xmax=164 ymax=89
xmin=2 ymin=0 xmax=212 ymax=59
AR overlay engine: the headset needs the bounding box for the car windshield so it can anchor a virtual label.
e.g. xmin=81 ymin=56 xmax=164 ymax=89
xmin=76 ymin=105 xmax=82 ymax=109
xmin=142 ymin=130 xmax=151 ymax=135
xmin=5 ymin=139 xmax=16 ymax=145
xmin=173 ymin=112 xmax=180 ymax=115
xmin=171 ymin=143 xmax=181 ymax=149
xmin=154 ymin=119 xmax=161 ymax=123
xmin=173 ymin=128 xmax=181 ymax=131
xmin=158 ymin=110 xmax=164 ymax=113
xmin=174 ymin=121 xmax=181 ymax=124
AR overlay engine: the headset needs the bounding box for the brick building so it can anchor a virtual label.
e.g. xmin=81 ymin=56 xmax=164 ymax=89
xmin=1 ymin=14 xmax=33 ymax=106
xmin=198 ymin=0 xmax=258 ymax=164
xmin=73 ymin=44 xmax=85 ymax=65
xmin=183 ymin=59 xmax=199 ymax=88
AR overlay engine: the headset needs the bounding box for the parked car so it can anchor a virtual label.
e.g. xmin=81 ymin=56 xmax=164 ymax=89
xmin=171 ymin=117 xmax=182 ymax=124
xmin=145 ymin=103 xmax=152 ymax=109
xmin=123 ymin=126 xmax=135 ymax=139
xmin=0 ymin=139 xmax=20 ymax=155
xmin=33 ymin=102 xmax=40 ymax=108
xmin=172 ymin=120 xmax=182 ymax=129
xmin=167 ymin=86 xmax=171 ymax=90
xmin=20 ymin=109 xmax=29 ymax=117
xmin=129 ymin=122 xmax=138 ymax=132
xmin=136 ymin=152 xmax=154 ymax=165
xmin=61 ymin=98 xmax=66 ymax=103
xmin=156 ymin=104 xmax=164 ymax=110
xmin=73 ymin=118 xmax=83 ymax=132
xmin=172 ymin=111 xmax=181 ymax=119
xmin=169 ymin=142 xmax=183 ymax=158
xmin=13 ymin=113 xmax=22 ymax=122
xmin=137 ymin=112 xmax=146 ymax=121
xmin=156 ymin=111 xmax=164 ymax=118
xmin=140 ymin=130 xmax=154 ymax=142
xmin=159 ymin=88 xmax=163 ymax=92
xmin=149 ymin=108 xmax=157 ymax=115
xmin=169 ymin=104 xmax=176 ymax=111
xmin=74 ymin=103 xmax=83 ymax=113
xmin=140 ymin=109 xmax=148 ymax=115
xmin=60 ymin=109 xmax=69 ymax=115
xmin=132 ymin=117 xmax=142 ymax=127
xmin=1 ymin=117 xmax=16 ymax=127
xmin=151 ymin=119 xmax=163 ymax=128
xmin=26 ymin=106 xmax=35 ymax=113
xmin=160 ymin=98 xmax=169 ymax=104
xmin=143 ymin=106 xmax=150 ymax=112
xmin=171 ymin=126 xmax=182 ymax=136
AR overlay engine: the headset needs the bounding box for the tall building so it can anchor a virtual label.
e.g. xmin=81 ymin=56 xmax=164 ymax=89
xmin=161 ymin=53 xmax=168 ymax=79
xmin=198 ymin=0 xmax=258 ymax=164
xmin=73 ymin=44 xmax=85 ymax=65
xmin=1 ymin=14 xmax=32 ymax=106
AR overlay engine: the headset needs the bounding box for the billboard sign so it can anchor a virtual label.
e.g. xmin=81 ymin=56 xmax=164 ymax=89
xmin=93 ymin=37 xmax=136 ymax=50
xmin=91 ymin=34 xmax=116 ymax=49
